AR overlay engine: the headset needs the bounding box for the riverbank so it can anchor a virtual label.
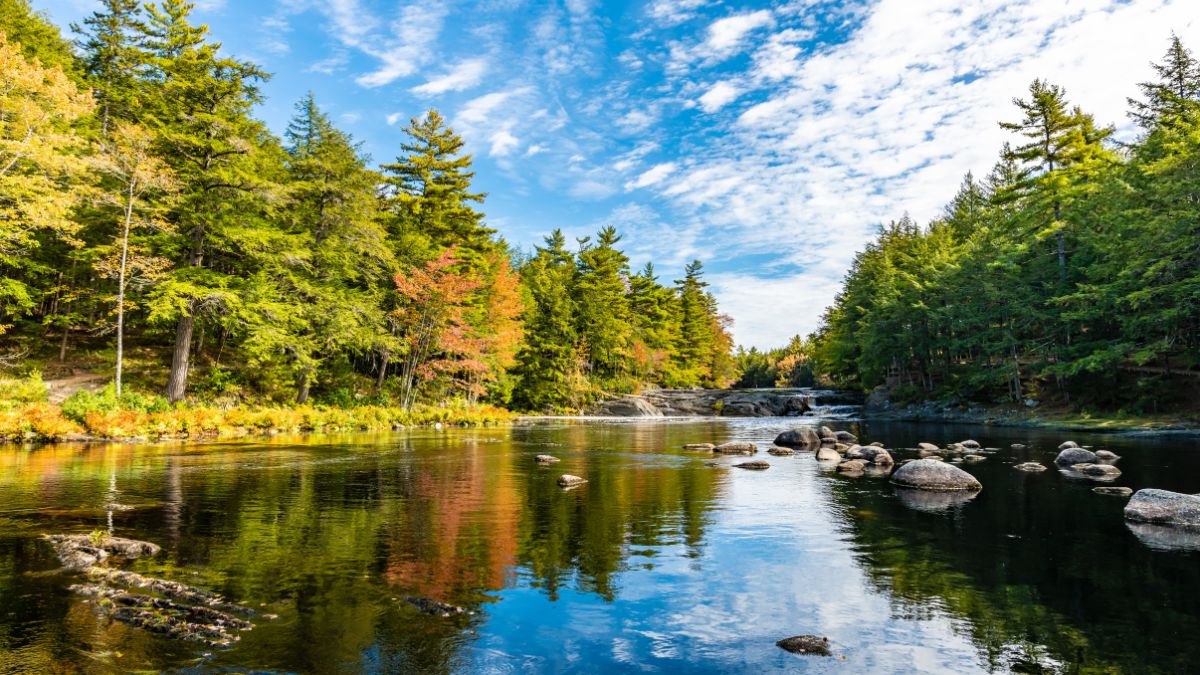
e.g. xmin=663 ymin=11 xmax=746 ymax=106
xmin=0 ymin=400 xmax=512 ymax=444
xmin=863 ymin=399 xmax=1200 ymax=436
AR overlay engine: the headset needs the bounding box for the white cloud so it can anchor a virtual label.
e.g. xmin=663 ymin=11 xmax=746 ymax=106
xmin=705 ymin=10 xmax=775 ymax=53
xmin=319 ymin=3 xmax=446 ymax=88
xmin=525 ymin=144 xmax=548 ymax=157
xmin=625 ymin=162 xmax=678 ymax=191
xmin=648 ymin=0 xmax=710 ymax=25
xmin=489 ymin=129 xmax=520 ymax=156
xmin=412 ymin=58 xmax=489 ymax=96
xmin=698 ymin=81 xmax=741 ymax=112
xmin=385 ymin=112 xmax=403 ymax=126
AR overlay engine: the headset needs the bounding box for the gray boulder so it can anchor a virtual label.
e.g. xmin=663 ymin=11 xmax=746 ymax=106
xmin=735 ymin=460 xmax=770 ymax=470
xmin=960 ymin=440 xmax=981 ymax=449
xmin=1094 ymin=486 xmax=1133 ymax=497
xmin=1010 ymin=443 xmax=1026 ymax=450
xmin=557 ymin=474 xmax=588 ymax=488
xmin=1124 ymin=489 xmax=1200 ymax=528
xmin=1058 ymin=441 xmax=1079 ymax=450
xmin=843 ymin=445 xmax=867 ymax=460
xmin=890 ymin=459 xmax=982 ymax=491
xmin=1073 ymin=463 xmax=1121 ymax=478
xmin=870 ymin=450 xmax=894 ymax=466
xmin=1095 ymin=450 xmax=1120 ymax=461
xmin=586 ymin=396 xmax=662 ymax=417
xmin=963 ymin=454 xmax=986 ymax=463
xmin=815 ymin=447 xmax=841 ymax=462
xmin=836 ymin=459 xmax=867 ymax=473
xmin=714 ymin=442 xmax=757 ymax=455
xmin=767 ymin=446 xmax=795 ymax=456
xmin=774 ymin=428 xmax=821 ymax=447
xmin=1055 ymin=447 xmax=1097 ymax=465
xmin=776 ymin=635 xmax=831 ymax=656
xmin=835 ymin=430 xmax=857 ymax=443
xmin=917 ymin=442 xmax=940 ymax=452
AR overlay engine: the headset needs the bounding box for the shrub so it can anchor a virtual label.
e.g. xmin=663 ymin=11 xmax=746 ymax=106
xmin=0 ymin=371 xmax=49 ymax=407
xmin=61 ymin=385 xmax=170 ymax=424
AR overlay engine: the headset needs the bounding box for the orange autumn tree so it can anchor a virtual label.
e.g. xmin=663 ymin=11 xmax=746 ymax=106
xmin=392 ymin=246 xmax=524 ymax=409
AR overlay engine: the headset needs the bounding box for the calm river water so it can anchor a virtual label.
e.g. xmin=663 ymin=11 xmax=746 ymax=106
xmin=1 ymin=419 xmax=1198 ymax=674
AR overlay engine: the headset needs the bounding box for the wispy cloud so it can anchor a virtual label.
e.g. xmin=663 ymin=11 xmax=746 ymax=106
xmin=412 ymin=58 xmax=489 ymax=96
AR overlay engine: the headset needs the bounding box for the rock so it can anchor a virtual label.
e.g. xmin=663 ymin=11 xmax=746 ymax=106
xmin=1010 ymin=443 xmax=1026 ymax=450
xmin=776 ymin=635 xmax=831 ymax=656
xmin=735 ymin=460 xmax=770 ymax=470
xmin=895 ymin=487 xmax=979 ymax=513
xmin=585 ymin=395 xmax=662 ymax=417
xmin=960 ymin=440 xmax=981 ymax=449
xmin=43 ymin=534 xmax=161 ymax=570
xmin=1124 ymin=489 xmax=1200 ymax=528
xmin=890 ymin=459 xmax=982 ymax=491
xmin=869 ymin=441 xmax=885 ymax=448
xmin=917 ymin=442 xmax=940 ymax=452
xmin=557 ymin=474 xmax=588 ymax=488
xmin=774 ymin=428 xmax=821 ymax=447
xmin=835 ymin=443 xmax=850 ymax=452
xmin=818 ymin=426 xmax=835 ymax=439
xmin=870 ymin=450 xmax=895 ymax=466
xmin=918 ymin=447 xmax=941 ymax=458
xmin=836 ymin=459 xmax=867 ymax=473
xmin=1095 ymin=450 xmax=1120 ymax=461
xmin=835 ymin=430 xmax=857 ymax=443
xmin=923 ymin=456 xmax=943 ymax=462
xmin=1014 ymin=462 xmax=1047 ymax=472
xmin=843 ymin=445 xmax=867 ymax=460
xmin=1094 ymin=486 xmax=1133 ymax=497
xmin=1074 ymin=463 xmax=1121 ymax=478
xmin=1058 ymin=441 xmax=1080 ymax=450
xmin=767 ymin=446 xmax=795 ymax=456
xmin=714 ymin=441 xmax=757 ymax=455
xmin=963 ymin=454 xmax=986 ymax=463
xmin=815 ymin=447 xmax=841 ymax=462
xmin=945 ymin=443 xmax=965 ymax=453
xmin=684 ymin=443 xmax=715 ymax=452
xmin=1055 ymin=447 xmax=1098 ymax=465
xmin=535 ymin=454 xmax=560 ymax=464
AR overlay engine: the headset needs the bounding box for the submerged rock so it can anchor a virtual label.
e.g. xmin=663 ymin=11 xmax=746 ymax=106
xmin=1094 ymin=486 xmax=1133 ymax=497
xmin=774 ymin=428 xmax=821 ymax=447
xmin=836 ymin=459 xmax=867 ymax=474
xmin=960 ymin=440 xmax=981 ymax=449
xmin=1059 ymin=441 xmax=1080 ymax=450
xmin=1055 ymin=448 xmax=1098 ymax=465
xmin=402 ymin=596 xmax=472 ymax=618
xmin=917 ymin=442 xmax=940 ymax=452
xmin=776 ymin=635 xmax=831 ymax=656
xmin=890 ymin=459 xmax=982 ymax=491
xmin=1125 ymin=489 xmax=1200 ymax=528
xmin=1095 ymin=450 xmax=1120 ymax=461
xmin=815 ymin=447 xmax=841 ymax=462
xmin=1073 ymin=463 xmax=1121 ymax=479
xmin=767 ymin=446 xmax=795 ymax=456
xmin=535 ymin=454 xmax=560 ymax=464
xmin=684 ymin=443 xmax=715 ymax=452
xmin=895 ymin=487 xmax=979 ymax=513
xmin=1014 ymin=462 xmax=1047 ymax=472
xmin=557 ymin=474 xmax=588 ymax=488
xmin=835 ymin=430 xmax=857 ymax=443
xmin=714 ymin=441 xmax=757 ymax=455
xmin=735 ymin=460 xmax=770 ymax=470
xmin=963 ymin=454 xmax=986 ymax=463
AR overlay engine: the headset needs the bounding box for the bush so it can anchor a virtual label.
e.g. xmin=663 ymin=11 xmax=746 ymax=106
xmin=61 ymin=385 xmax=171 ymax=424
xmin=0 ymin=403 xmax=80 ymax=439
xmin=0 ymin=371 xmax=49 ymax=407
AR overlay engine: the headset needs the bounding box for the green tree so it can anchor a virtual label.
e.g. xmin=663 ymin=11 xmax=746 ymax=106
xmin=574 ymin=226 xmax=632 ymax=383
xmin=511 ymin=231 xmax=580 ymax=411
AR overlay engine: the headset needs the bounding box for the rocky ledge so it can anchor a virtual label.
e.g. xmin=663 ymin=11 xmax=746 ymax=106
xmin=584 ymin=388 xmax=862 ymax=417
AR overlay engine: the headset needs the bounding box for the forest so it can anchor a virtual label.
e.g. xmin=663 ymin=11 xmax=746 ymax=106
xmin=0 ymin=0 xmax=736 ymax=433
xmin=745 ymin=35 xmax=1200 ymax=415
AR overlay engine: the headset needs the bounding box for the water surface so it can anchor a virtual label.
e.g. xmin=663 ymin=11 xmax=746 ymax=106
xmin=1 ymin=419 xmax=1197 ymax=673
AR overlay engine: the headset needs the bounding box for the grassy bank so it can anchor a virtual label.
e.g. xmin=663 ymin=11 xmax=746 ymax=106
xmin=0 ymin=374 xmax=511 ymax=443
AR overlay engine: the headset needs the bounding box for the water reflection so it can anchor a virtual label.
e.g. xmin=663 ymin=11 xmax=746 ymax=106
xmin=0 ymin=421 xmax=1196 ymax=673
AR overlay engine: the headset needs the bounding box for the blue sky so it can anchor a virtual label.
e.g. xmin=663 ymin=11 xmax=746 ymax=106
xmin=36 ymin=0 xmax=1200 ymax=348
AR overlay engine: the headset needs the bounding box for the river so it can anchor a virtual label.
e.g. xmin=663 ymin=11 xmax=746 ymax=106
xmin=1 ymin=419 xmax=1197 ymax=673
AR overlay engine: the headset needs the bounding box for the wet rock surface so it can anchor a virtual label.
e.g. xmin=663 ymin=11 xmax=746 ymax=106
xmin=557 ymin=474 xmax=588 ymax=488
xmin=1125 ymin=489 xmax=1200 ymax=528
xmin=714 ymin=442 xmax=757 ymax=455
xmin=1094 ymin=486 xmax=1133 ymax=497
xmin=43 ymin=534 xmax=160 ymax=570
xmin=1014 ymin=462 xmax=1047 ymax=472
xmin=535 ymin=454 xmax=560 ymax=464
xmin=735 ymin=460 xmax=770 ymax=470
xmin=776 ymin=635 xmax=832 ymax=656
xmin=774 ymin=428 xmax=821 ymax=447
xmin=766 ymin=446 xmax=795 ymax=456
xmin=1055 ymin=448 xmax=1098 ymax=465
xmin=585 ymin=388 xmax=861 ymax=417
xmin=890 ymin=459 xmax=982 ymax=491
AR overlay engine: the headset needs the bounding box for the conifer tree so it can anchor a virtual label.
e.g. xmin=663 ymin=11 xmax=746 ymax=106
xmin=511 ymin=231 xmax=579 ymax=411
xmin=574 ymin=226 xmax=632 ymax=382
xmin=73 ymin=0 xmax=147 ymax=135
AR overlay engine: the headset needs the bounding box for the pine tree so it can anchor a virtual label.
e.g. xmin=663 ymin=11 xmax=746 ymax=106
xmin=574 ymin=226 xmax=632 ymax=383
xmin=0 ymin=0 xmax=78 ymax=74
xmin=73 ymin=0 xmax=147 ymax=135
xmin=1129 ymin=34 xmax=1200 ymax=129
xmin=511 ymin=231 xmax=580 ymax=411
xmin=674 ymin=260 xmax=714 ymax=386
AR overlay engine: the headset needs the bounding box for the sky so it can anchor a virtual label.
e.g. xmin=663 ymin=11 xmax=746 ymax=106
xmin=35 ymin=0 xmax=1200 ymax=348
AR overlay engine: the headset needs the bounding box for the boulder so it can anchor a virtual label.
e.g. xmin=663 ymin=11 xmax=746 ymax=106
xmin=815 ymin=447 xmax=841 ymax=462
xmin=714 ymin=442 xmax=757 ymax=455
xmin=818 ymin=426 xmax=835 ymax=439
xmin=1055 ymin=447 xmax=1097 ymax=465
xmin=1014 ymin=462 xmax=1047 ymax=472
xmin=43 ymin=534 xmax=161 ymax=570
xmin=870 ymin=450 xmax=894 ymax=466
xmin=917 ymin=442 xmax=940 ymax=452
xmin=843 ymin=445 xmax=867 ymax=460
xmin=1095 ymin=450 xmax=1120 ymax=461
xmin=836 ymin=459 xmax=867 ymax=473
xmin=774 ymin=428 xmax=821 ymax=447
xmin=918 ymin=447 xmax=941 ymax=458
xmin=1124 ymin=489 xmax=1200 ymax=528
xmin=735 ymin=460 xmax=770 ymax=470
xmin=835 ymin=443 xmax=850 ymax=452
xmin=890 ymin=459 xmax=982 ymax=491
xmin=1094 ymin=486 xmax=1133 ymax=497
xmin=767 ymin=446 xmax=795 ymax=456
xmin=585 ymin=395 xmax=662 ymax=417
xmin=960 ymin=440 xmax=981 ymax=449
xmin=684 ymin=443 xmax=715 ymax=452
xmin=835 ymin=430 xmax=858 ymax=443
xmin=1059 ymin=441 xmax=1080 ymax=450
xmin=776 ymin=635 xmax=831 ymax=656
xmin=963 ymin=454 xmax=986 ymax=463
xmin=535 ymin=455 xmax=560 ymax=464
xmin=557 ymin=474 xmax=588 ymax=488
xmin=869 ymin=441 xmax=885 ymax=448
xmin=1073 ymin=463 xmax=1121 ymax=478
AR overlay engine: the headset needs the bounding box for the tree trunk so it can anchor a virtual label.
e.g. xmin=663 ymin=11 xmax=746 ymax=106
xmin=376 ymin=350 xmax=389 ymax=390
xmin=115 ymin=186 xmax=135 ymax=397
xmin=166 ymin=307 xmax=195 ymax=403
xmin=296 ymin=367 xmax=312 ymax=404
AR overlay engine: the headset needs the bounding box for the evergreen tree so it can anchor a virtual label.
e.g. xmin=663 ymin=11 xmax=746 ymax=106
xmin=0 ymin=0 xmax=78 ymax=74
xmin=1129 ymin=34 xmax=1200 ymax=129
xmin=73 ymin=0 xmax=147 ymax=135
xmin=574 ymin=226 xmax=632 ymax=382
xmin=511 ymin=231 xmax=580 ymax=411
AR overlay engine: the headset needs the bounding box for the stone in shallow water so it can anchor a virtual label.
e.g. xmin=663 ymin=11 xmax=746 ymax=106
xmin=684 ymin=443 xmax=715 ymax=452
xmin=714 ymin=442 xmax=757 ymax=455
xmin=1014 ymin=462 xmax=1047 ymax=472
xmin=1125 ymin=489 xmax=1200 ymax=528
xmin=960 ymin=440 xmax=981 ymax=449
xmin=767 ymin=446 xmax=795 ymax=456
xmin=774 ymin=428 xmax=820 ymax=447
xmin=1095 ymin=450 xmax=1120 ymax=461
xmin=890 ymin=459 xmax=982 ymax=491
xmin=1073 ymin=463 xmax=1121 ymax=478
xmin=836 ymin=459 xmax=866 ymax=474
xmin=917 ymin=442 xmax=940 ymax=452
xmin=963 ymin=454 xmax=986 ymax=463
xmin=776 ymin=635 xmax=831 ymax=656
xmin=1055 ymin=448 xmax=1097 ymax=465
xmin=1011 ymin=443 xmax=1026 ymax=450
xmin=815 ymin=447 xmax=841 ymax=462
xmin=534 ymin=454 xmax=560 ymax=464
xmin=557 ymin=474 xmax=588 ymax=487
xmin=402 ymin=596 xmax=472 ymax=617
xmin=1059 ymin=441 xmax=1080 ymax=450
xmin=735 ymin=460 xmax=770 ymax=470
xmin=43 ymin=534 xmax=161 ymax=570
xmin=1094 ymin=486 xmax=1133 ymax=497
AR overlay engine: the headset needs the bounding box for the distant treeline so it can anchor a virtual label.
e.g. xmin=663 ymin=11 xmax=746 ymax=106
xmin=0 ymin=0 xmax=734 ymax=413
xmin=804 ymin=35 xmax=1200 ymax=411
